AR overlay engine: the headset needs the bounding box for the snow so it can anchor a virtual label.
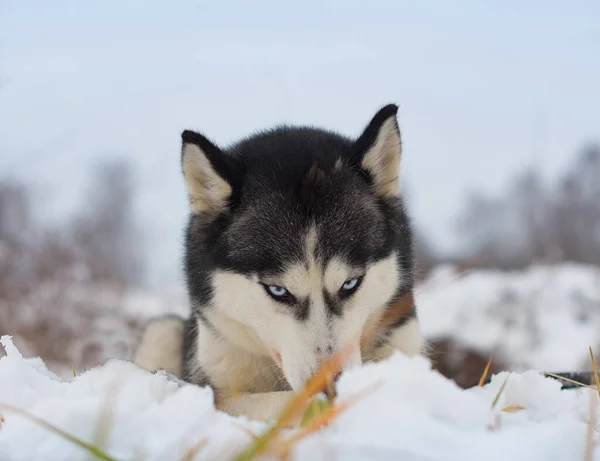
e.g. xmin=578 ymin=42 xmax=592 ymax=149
xmin=1 ymin=335 xmax=599 ymax=461
xmin=3 ymin=263 xmax=600 ymax=459
xmin=417 ymin=263 xmax=600 ymax=371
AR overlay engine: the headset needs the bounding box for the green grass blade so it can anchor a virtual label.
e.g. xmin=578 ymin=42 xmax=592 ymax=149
xmin=0 ymin=403 xmax=121 ymax=461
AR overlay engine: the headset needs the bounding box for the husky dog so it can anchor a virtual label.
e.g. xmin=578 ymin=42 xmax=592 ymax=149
xmin=134 ymin=104 xmax=423 ymax=420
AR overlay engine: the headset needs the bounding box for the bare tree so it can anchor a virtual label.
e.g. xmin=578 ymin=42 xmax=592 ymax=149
xmin=0 ymin=157 xmax=145 ymax=367
xmin=455 ymin=142 xmax=600 ymax=269
xmin=0 ymin=180 xmax=32 ymax=303
xmin=72 ymin=158 xmax=143 ymax=287
xmin=552 ymin=144 xmax=600 ymax=264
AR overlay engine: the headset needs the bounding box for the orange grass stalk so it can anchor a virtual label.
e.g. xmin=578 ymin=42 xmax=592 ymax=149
xmin=273 ymin=402 xmax=351 ymax=460
xmin=233 ymin=335 xmax=359 ymax=461
xmin=589 ymin=347 xmax=600 ymax=400
xmin=501 ymin=404 xmax=524 ymax=413
xmin=273 ymin=381 xmax=382 ymax=459
xmin=272 ymin=333 xmax=358 ymax=426
xmin=478 ymin=355 xmax=493 ymax=388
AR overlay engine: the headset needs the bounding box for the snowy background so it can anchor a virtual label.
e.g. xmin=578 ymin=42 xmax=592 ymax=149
xmin=1 ymin=1 xmax=600 ymax=459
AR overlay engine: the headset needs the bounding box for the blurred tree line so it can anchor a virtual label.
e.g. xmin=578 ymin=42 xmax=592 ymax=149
xmin=449 ymin=142 xmax=600 ymax=271
xmin=0 ymin=158 xmax=142 ymax=293
xmin=0 ymin=158 xmax=143 ymax=365
xmin=3 ymin=142 xmax=599 ymax=293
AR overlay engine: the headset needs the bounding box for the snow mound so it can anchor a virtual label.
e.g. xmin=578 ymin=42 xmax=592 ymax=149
xmin=417 ymin=264 xmax=600 ymax=371
xmin=1 ymin=336 xmax=599 ymax=461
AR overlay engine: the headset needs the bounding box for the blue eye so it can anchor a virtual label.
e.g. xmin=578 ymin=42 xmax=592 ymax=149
xmin=339 ymin=277 xmax=363 ymax=299
xmin=267 ymin=285 xmax=288 ymax=297
xmin=263 ymin=284 xmax=296 ymax=305
xmin=341 ymin=278 xmax=359 ymax=291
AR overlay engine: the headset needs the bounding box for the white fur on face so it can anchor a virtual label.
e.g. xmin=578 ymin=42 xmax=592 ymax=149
xmin=207 ymin=225 xmax=402 ymax=391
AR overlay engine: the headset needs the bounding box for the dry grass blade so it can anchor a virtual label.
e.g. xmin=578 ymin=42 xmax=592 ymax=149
xmin=491 ymin=373 xmax=510 ymax=409
xmin=179 ymin=438 xmax=207 ymax=461
xmin=300 ymin=395 xmax=330 ymax=427
xmin=589 ymin=347 xmax=600 ymax=400
xmin=92 ymin=380 xmax=121 ymax=452
xmin=72 ymin=365 xmax=77 ymax=378
xmin=543 ymin=372 xmax=599 ymax=392
xmin=272 ymin=381 xmax=382 ymax=460
xmin=0 ymin=403 xmax=121 ymax=461
xmin=233 ymin=335 xmax=358 ymax=461
xmin=231 ymin=421 xmax=259 ymax=441
xmin=583 ymin=389 xmax=597 ymax=461
xmin=277 ymin=333 xmax=359 ymax=425
xmin=273 ymin=402 xmax=349 ymax=460
xmin=478 ymin=355 xmax=493 ymax=388
xmin=501 ymin=404 xmax=524 ymax=413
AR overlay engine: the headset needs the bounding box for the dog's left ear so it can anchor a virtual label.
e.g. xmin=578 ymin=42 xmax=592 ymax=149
xmin=181 ymin=130 xmax=239 ymax=216
xmin=350 ymin=104 xmax=402 ymax=198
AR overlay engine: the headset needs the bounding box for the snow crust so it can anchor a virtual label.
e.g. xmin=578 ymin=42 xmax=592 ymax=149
xmin=417 ymin=264 xmax=600 ymax=371
xmin=1 ymin=335 xmax=598 ymax=461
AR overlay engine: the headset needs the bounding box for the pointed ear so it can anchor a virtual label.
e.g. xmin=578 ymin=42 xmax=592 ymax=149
xmin=350 ymin=104 xmax=402 ymax=198
xmin=181 ymin=130 xmax=237 ymax=215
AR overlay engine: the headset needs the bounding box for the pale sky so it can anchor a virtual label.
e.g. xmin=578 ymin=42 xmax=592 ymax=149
xmin=1 ymin=1 xmax=599 ymax=288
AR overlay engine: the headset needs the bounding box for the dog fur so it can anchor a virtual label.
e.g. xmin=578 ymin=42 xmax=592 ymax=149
xmin=134 ymin=104 xmax=424 ymax=421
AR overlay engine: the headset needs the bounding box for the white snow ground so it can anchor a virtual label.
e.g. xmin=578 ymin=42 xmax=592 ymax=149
xmin=416 ymin=263 xmax=600 ymax=371
xmin=1 ymin=335 xmax=599 ymax=461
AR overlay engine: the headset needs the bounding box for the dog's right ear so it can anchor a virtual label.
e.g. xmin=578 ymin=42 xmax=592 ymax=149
xmin=348 ymin=104 xmax=402 ymax=198
xmin=181 ymin=130 xmax=238 ymax=215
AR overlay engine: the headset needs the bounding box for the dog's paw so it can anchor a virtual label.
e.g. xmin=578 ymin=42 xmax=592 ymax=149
xmin=216 ymin=391 xmax=296 ymax=423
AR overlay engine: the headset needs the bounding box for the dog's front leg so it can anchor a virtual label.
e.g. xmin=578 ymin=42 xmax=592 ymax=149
xmin=216 ymin=391 xmax=296 ymax=423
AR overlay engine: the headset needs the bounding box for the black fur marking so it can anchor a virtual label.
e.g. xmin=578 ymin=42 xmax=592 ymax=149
xmin=194 ymin=305 xmax=219 ymax=335
xmin=181 ymin=315 xmax=215 ymax=390
xmin=388 ymin=308 xmax=417 ymax=331
xmin=323 ymin=290 xmax=342 ymax=317
xmin=181 ymin=130 xmax=242 ymax=193
xmin=182 ymin=105 xmax=414 ymax=343
xmin=371 ymin=288 xmax=417 ymax=350
xmin=347 ymin=103 xmax=399 ymax=169
xmin=372 ymin=333 xmax=389 ymax=351
xmin=296 ymin=298 xmax=310 ymax=321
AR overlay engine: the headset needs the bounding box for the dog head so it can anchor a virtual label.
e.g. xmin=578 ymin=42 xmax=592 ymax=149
xmin=182 ymin=104 xmax=414 ymax=390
